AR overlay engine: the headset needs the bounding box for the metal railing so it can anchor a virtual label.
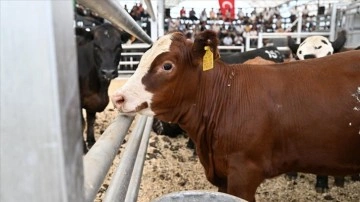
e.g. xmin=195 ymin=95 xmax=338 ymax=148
xmin=83 ymin=115 xmax=153 ymax=202
xmin=244 ymin=31 xmax=331 ymax=52
xmin=118 ymin=44 xmax=244 ymax=75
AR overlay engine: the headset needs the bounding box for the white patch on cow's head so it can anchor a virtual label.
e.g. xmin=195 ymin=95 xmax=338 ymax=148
xmin=296 ymin=36 xmax=334 ymax=60
xmin=113 ymin=33 xmax=174 ymax=116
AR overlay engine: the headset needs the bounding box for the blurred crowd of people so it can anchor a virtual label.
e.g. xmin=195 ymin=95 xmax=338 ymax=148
xmin=166 ymin=4 xmax=332 ymax=47
xmin=124 ymin=3 xmax=150 ymax=21
xmin=76 ymin=1 xmax=333 ymax=48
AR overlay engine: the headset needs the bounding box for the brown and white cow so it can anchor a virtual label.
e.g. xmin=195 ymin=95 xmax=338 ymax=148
xmin=112 ymin=30 xmax=360 ymax=201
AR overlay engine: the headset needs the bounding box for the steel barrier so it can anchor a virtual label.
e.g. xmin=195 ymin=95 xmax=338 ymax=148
xmin=244 ymin=31 xmax=331 ymax=52
xmin=83 ymin=115 xmax=153 ymax=202
xmin=118 ymin=44 xmax=244 ymax=74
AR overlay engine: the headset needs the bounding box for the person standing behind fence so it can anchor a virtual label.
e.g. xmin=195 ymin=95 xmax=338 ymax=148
xmin=124 ymin=4 xmax=128 ymax=13
xmin=237 ymin=8 xmax=244 ymax=20
xmin=290 ymin=6 xmax=297 ymax=23
xmin=290 ymin=6 xmax=298 ymax=32
xmin=130 ymin=3 xmax=140 ymax=21
xmin=209 ymin=8 xmax=216 ymax=20
xmin=223 ymin=33 xmax=233 ymax=46
xmin=302 ymin=5 xmax=309 ymax=31
xmin=180 ymin=7 xmax=186 ymax=19
xmin=200 ymin=8 xmax=207 ymax=23
xmin=189 ymin=8 xmax=198 ymax=21
xmin=225 ymin=9 xmax=232 ymax=22
xmin=217 ymin=8 xmax=223 ymax=20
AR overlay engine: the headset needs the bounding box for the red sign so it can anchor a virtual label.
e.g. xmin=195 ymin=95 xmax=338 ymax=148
xmin=218 ymin=0 xmax=235 ymax=19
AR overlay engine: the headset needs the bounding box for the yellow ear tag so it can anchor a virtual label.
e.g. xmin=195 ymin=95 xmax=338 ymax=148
xmin=203 ymin=46 xmax=213 ymax=71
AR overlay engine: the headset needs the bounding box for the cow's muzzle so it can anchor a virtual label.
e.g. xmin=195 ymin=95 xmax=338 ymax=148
xmin=304 ymin=54 xmax=316 ymax=59
xmin=111 ymin=92 xmax=149 ymax=114
xmin=112 ymin=92 xmax=125 ymax=111
xmin=101 ymin=69 xmax=118 ymax=80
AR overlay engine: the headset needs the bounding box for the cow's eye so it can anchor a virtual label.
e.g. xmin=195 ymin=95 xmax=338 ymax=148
xmin=299 ymin=50 xmax=302 ymax=54
xmin=163 ymin=63 xmax=173 ymax=71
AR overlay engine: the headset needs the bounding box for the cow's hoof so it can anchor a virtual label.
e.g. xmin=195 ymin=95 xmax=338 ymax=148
xmin=351 ymin=174 xmax=360 ymax=181
xmin=315 ymin=186 xmax=329 ymax=193
xmin=83 ymin=141 xmax=89 ymax=154
xmin=334 ymin=177 xmax=345 ymax=187
xmin=87 ymin=140 xmax=96 ymax=149
xmin=285 ymin=172 xmax=298 ymax=180
xmin=152 ymin=119 xmax=164 ymax=135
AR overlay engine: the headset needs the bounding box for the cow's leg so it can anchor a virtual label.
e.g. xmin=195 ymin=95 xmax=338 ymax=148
xmin=285 ymin=172 xmax=298 ymax=180
xmin=315 ymin=175 xmax=329 ymax=193
xmin=86 ymin=111 xmax=96 ymax=148
xmin=217 ymin=181 xmax=227 ymax=193
xmin=334 ymin=176 xmax=345 ymax=187
xmin=351 ymin=174 xmax=360 ymax=181
xmin=227 ymin=158 xmax=264 ymax=202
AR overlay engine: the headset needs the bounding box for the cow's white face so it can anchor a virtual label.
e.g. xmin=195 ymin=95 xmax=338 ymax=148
xmin=112 ymin=34 xmax=173 ymax=116
xmin=296 ymin=36 xmax=334 ymax=60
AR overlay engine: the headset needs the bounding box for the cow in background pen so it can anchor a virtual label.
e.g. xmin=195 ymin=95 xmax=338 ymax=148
xmin=76 ymin=23 xmax=129 ymax=152
xmin=287 ymin=30 xmax=346 ymax=60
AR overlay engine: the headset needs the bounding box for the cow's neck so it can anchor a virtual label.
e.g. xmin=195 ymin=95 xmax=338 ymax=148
xmin=177 ymin=63 xmax=238 ymax=182
xmin=179 ymin=64 xmax=236 ymax=136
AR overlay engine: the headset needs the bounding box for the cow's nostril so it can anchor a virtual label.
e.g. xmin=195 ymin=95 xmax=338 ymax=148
xmin=112 ymin=93 xmax=125 ymax=109
xmin=102 ymin=69 xmax=118 ymax=79
xmin=304 ymin=54 xmax=316 ymax=59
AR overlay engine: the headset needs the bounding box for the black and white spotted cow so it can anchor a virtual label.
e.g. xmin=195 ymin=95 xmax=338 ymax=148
xmin=287 ymin=30 xmax=347 ymax=60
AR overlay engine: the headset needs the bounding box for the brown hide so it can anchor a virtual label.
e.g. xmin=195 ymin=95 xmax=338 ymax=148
xmin=114 ymin=31 xmax=360 ymax=202
xmin=242 ymin=56 xmax=276 ymax=65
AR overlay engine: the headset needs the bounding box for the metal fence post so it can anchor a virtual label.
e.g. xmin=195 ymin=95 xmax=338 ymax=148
xmin=0 ymin=1 xmax=83 ymax=202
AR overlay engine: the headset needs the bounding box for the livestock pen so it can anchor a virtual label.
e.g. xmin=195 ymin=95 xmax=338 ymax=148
xmin=2 ymin=1 xmax=360 ymax=202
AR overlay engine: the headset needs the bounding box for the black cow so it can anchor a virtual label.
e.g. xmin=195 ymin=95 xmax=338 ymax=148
xmin=76 ymin=23 xmax=124 ymax=151
xmin=152 ymin=46 xmax=285 ymax=150
xmin=220 ymin=46 xmax=284 ymax=64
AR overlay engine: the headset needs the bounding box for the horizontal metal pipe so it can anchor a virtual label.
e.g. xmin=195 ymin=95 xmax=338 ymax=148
xmin=83 ymin=115 xmax=134 ymax=202
xmin=125 ymin=116 xmax=154 ymax=202
xmin=103 ymin=115 xmax=148 ymax=202
xmin=77 ymin=0 xmax=153 ymax=44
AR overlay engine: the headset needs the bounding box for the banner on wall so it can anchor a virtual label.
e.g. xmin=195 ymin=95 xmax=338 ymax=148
xmin=218 ymin=0 xmax=235 ymax=19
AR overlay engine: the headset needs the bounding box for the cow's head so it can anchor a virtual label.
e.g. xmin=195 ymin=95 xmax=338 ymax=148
xmin=76 ymin=23 xmax=123 ymax=81
xmin=288 ymin=30 xmax=346 ymax=60
xmin=112 ymin=30 xmax=219 ymax=120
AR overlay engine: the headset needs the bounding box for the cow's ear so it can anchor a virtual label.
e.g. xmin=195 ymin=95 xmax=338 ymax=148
xmin=287 ymin=36 xmax=299 ymax=54
xmin=332 ymin=30 xmax=347 ymax=53
xmin=192 ymin=30 xmax=220 ymax=68
xmin=75 ymin=27 xmax=94 ymax=41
